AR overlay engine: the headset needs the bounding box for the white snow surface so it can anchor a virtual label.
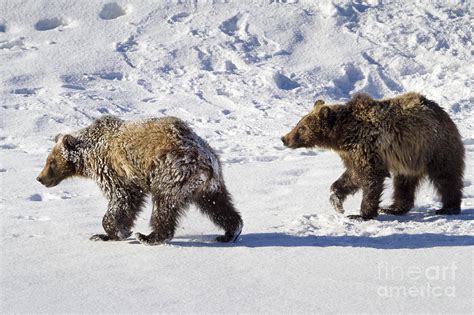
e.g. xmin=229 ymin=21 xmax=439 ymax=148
xmin=1 ymin=0 xmax=473 ymax=313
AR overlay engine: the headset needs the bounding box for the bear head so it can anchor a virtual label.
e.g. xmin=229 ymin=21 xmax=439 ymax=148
xmin=281 ymin=99 xmax=336 ymax=149
xmin=37 ymin=134 xmax=79 ymax=187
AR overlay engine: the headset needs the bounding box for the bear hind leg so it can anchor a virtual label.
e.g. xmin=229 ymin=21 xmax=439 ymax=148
xmin=430 ymin=172 xmax=463 ymax=215
xmin=381 ymin=175 xmax=420 ymax=215
xmin=195 ymin=185 xmax=243 ymax=242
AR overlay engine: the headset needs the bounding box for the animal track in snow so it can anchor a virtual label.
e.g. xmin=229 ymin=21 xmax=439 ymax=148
xmin=281 ymin=168 xmax=309 ymax=177
xmin=29 ymin=191 xmax=74 ymax=202
xmin=62 ymin=84 xmax=86 ymax=91
xmin=0 ymin=143 xmax=17 ymax=149
xmin=29 ymin=194 xmax=43 ymax=201
xmin=287 ymin=211 xmax=474 ymax=241
xmin=168 ymin=12 xmax=190 ymax=24
xmin=331 ymin=63 xmax=364 ymax=97
xmin=224 ymin=60 xmax=238 ymax=73
xmin=219 ymin=15 xmax=240 ymax=36
xmin=0 ymin=38 xmax=26 ymax=50
xmin=137 ymin=79 xmax=153 ymax=93
xmin=14 ymin=215 xmax=50 ymax=221
xmin=270 ymin=0 xmax=300 ymax=3
xmin=99 ymin=3 xmax=128 ymax=20
xmin=34 ymin=17 xmax=69 ymax=31
xmin=219 ymin=14 xmax=274 ymax=63
xmin=273 ymin=72 xmax=300 ymax=90
xmin=141 ymin=97 xmax=158 ymax=103
xmin=95 ymin=71 xmax=124 ymax=81
xmin=11 ymin=87 xmax=41 ymax=96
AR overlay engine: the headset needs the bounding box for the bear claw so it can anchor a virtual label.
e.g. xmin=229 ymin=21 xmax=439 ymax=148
xmin=329 ymin=193 xmax=345 ymax=214
xmin=90 ymin=234 xmax=111 ymax=241
xmin=216 ymin=229 xmax=241 ymax=243
xmin=347 ymin=214 xmax=374 ymax=221
xmin=379 ymin=207 xmax=409 ymax=216
xmin=134 ymin=232 xmax=169 ymax=246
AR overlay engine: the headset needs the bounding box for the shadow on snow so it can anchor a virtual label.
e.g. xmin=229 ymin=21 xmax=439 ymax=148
xmin=167 ymin=233 xmax=474 ymax=249
xmin=159 ymin=208 xmax=474 ymax=249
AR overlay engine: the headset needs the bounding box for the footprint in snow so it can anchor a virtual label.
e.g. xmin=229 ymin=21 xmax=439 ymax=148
xmin=34 ymin=17 xmax=69 ymax=31
xmin=273 ymin=72 xmax=300 ymax=90
xmin=14 ymin=215 xmax=50 ymax=221
xmin=0 ymin=143 xmax=17 ymax=149
xmin=0 ymin=38 xmax=26 ymax=50
xmin=99 ymin=2 xmax=128 ymax=20
xmin=331 ymin=63 xmax=365 ymax=97
xmin=219 ymin=15 xmax=241 ymax=36
xmin=11 ymin=87 xmax=42 ymax=96
xmin=168 ymin=12 xmax=190 ymax=24
xmin=94 ymin=71 xmax=124 ymax=81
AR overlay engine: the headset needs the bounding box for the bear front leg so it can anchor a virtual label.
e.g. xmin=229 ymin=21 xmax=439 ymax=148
xmin=347 ymin=175 xmax=384 ymax=221
xmin=90 ymin=210 xmax=133 ymax=241
xmin=330 ymin=170 xmax=359 ymax=214
xmin=91 ymin=190 xmax=145 ymax=242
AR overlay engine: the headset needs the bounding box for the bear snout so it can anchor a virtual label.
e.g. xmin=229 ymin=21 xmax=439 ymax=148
xmin=36 ymin=175 xmax=52 ymax=187
xmin=281 ymin=136 xmax=289 ymax=146
xmin=36 ymin=172 xmax=58 ymax=188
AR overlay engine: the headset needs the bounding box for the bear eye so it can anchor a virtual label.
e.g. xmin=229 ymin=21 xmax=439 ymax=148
xmin=298 ymin=126 xmax=307 ymax=133
xmin=49 ymin=160 xmax=56 ymax=169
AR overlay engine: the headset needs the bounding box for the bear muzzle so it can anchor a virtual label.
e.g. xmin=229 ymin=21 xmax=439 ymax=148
xmin=36 ymin=171 xmax=60 ymax=188
xmin=281 ymin=134 xmax=301 ymax=149
xmin=36 ymin=175 xmax=58 ymax=187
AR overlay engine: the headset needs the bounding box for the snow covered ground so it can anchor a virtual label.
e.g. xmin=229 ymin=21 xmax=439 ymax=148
xmin=1 ymin=0 xmax=473 ymax=313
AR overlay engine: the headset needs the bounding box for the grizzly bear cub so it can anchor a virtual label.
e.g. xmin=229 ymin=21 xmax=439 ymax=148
xmin=37 ymin=116 xmax=243 ymax=245
xmin=282 ymin=93 xmax=465 ymax=220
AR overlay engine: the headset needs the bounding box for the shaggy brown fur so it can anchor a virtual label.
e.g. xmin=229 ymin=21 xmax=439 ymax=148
xmin=282 ymin=93 xmax=465 ymax=220
xmin=37 ymin=116 xmax=243 ymax=245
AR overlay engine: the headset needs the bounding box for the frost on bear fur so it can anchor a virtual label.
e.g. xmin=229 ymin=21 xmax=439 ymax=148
xmin=37 ymin=115 xmax=243 ymax=245
xmin=282 ymin=92 xmax=465 ymax=220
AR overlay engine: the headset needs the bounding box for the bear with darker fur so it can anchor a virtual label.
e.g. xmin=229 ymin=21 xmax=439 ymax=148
xmin=282 ymin=93 xmax=465 ymax=220
xmin=37 ymin=116 xmax=243 ymax=245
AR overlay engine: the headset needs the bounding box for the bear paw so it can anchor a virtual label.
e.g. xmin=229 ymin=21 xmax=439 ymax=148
xmin=329 ymin=193 xmax=345 ymax=214
xmin=346 ymin=214 xmax=375 ymax=221
xmin=90 ymin=234 xmax=111 ymax=241
xmin=90 ymin=231 xmax=132 ymax=242
xmin=379 ymin=207 xmax=410 ymax=216
xmin=216 ymin=222 xmax=243 ymax=242
xmin=134 ymin=232 xmax=169 ymax=246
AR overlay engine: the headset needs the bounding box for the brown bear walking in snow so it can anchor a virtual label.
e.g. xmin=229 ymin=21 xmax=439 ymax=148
xmin=37 ymin=116 xmax=243 ymax=245
xmin=282 ymin=93 xmax=465 ymax=220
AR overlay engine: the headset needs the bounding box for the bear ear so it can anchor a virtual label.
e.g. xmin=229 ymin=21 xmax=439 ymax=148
xmin=313 ymin=100 xmax=325 ymax=110
xmin=54 ymin=134 xmax=63 ymax=143
xmin=318 ymin=106 xmax=335 ymax=127
xmin=62 ymin=134 xmax=78 ymax=151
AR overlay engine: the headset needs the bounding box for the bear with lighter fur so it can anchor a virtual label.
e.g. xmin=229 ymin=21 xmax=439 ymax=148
xmin=37 ymin=115 xmax=243 ymax=245
xmin=282 ymin=93 xmax=465 ymax=220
